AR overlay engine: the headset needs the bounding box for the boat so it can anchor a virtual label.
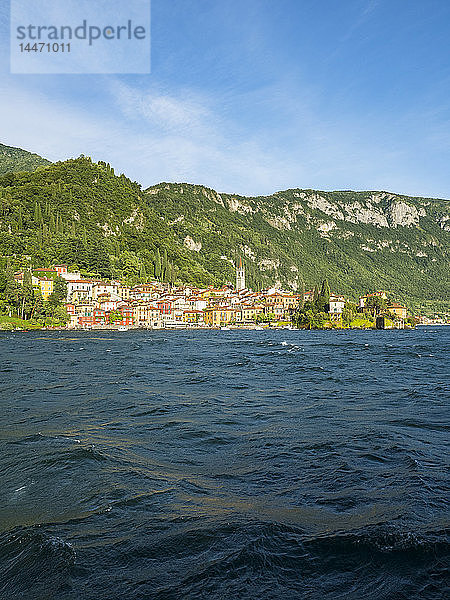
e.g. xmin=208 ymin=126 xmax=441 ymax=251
xmin=117 ymin=325 xmax=129 ymax=331
xmin=220 ymin=326 xmax=231 ymax=330
xmin=254 ymin=326 xmax=264 ymax=330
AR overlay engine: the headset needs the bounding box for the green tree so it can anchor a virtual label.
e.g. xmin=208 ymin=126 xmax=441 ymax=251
xmin=365 ymin=296 xmax=387 ymax=317
xmin=34 ymin=201 xmax=43 ymax=225
xmin=108 ymin=309 xmax=122 ymax=323
xmin=342 ymin=302 xmax=357 ymax=326
xmin=162 ymin=249 xmax=168 ymax=282
xmin=48 ymin=276 xmax=67 ymax=306
xmin=154 ymin=248 xmax=161 ymax=279
xmin=320 ymin=279 xmax=331 ymax=303
xmin=20 ymin=270 xmax=35 ymax=319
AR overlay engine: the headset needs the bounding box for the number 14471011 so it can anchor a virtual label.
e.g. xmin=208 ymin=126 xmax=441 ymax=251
xmin=20 ymin=42 xmax=71 ymax=52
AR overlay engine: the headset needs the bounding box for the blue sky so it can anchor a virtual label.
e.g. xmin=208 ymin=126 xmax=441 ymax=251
xmin=1 ymin=0 xmax=449 ymax=198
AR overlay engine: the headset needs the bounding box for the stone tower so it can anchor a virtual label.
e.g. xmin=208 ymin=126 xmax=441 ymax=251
xmin=236 ymin=257 xmax=246 ymax=290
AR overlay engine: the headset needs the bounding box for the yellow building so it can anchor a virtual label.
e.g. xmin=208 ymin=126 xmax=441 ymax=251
xmin=240 ymin=304 xmax=264 ymax=322
xmin=203 ymin=306 xmax=235 ymax=326
xmin=266 ymin=293 xmax=300 ymax=310
xmin=37 ymin=278 xmax=54 ymax=301
xmin=388 ymin=303 xmax=407 ymax=319
xmin=183 ymin=309 xmax=203 ymax=323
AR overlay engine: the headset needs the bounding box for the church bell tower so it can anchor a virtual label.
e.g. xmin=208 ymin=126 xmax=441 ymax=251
xmin=236 ymin=257 xmax=246 ymax=290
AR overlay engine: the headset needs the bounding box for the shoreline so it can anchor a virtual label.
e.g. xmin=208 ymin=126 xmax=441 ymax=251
xmin=1 ymin=323 xmax=431 ymax=333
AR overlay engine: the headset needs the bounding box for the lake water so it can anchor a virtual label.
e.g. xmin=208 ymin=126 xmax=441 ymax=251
xmin=0 ymin=327 xmax=448 ymax=599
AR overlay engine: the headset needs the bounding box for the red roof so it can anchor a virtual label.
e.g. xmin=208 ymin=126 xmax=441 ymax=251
xmin=67 ymin=279 xmax=93 ymax=283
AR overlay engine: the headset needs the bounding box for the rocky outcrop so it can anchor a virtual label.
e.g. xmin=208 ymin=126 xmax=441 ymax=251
xmin=183 ymin=235 xmax=202 ymax=251
xmin=386 ymin=201 xmax=420 ymax=227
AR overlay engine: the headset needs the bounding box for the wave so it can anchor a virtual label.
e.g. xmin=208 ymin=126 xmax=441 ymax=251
xmin=0 ymin=519 xmax=447 ymax=599
xmin=120 ymin=521 xmax=449 ymax=600
xmin=0 ymin=528 xmax=75 ymax=598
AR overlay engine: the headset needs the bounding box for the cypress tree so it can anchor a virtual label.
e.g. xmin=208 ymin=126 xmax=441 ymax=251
xmin=23 ymin=269 xmax=32 ymax=287
xmin=139 ymin=263 xmax=146 ymax=281
xmin=297 ymin=274 xmax=305 ymax=308
xmin=34 ymin=201 xmax=39 ymax=223
xmin=162 ymin=249 xmax=168 ymax=281
xmin=154 ymin=248 xmax=161 ymax=279
xmin=320 ymin=279 xmax=330 ymax=303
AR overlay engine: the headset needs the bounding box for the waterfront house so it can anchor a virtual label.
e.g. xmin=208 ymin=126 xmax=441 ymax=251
xmin=78 ymin=315 xmax=94 ymax=329
xmin=263 ymin=303 xmax=286 ymax=320
xmin=203 ymin=306 xmax=235 ymax=326
xmin=133 ymin=303 xmax=161 ymax=328
xmin=130 ymin=283 xmax=158 ymax=301
xmin=329 ymin=295 xmax=346 ymax=317
xmin=240 ymin=304 xmax=264 ymax=322
xmin=187 ymin=296 xmax=208 ymax=311
xmin=266 ymin=293 xmax=300 ymax=311
xmin=74 ymin=302 xmax=95 ymax=318
xmin=183 ymin=309 xmax=204 ymax=324
xmin=93 ymin=308 xmax=107 ymax=326
xmin=156 ymin=299 xmax=173 ymax=316
xmin=99 ymin=299 xmax=119 ymax=312
xmin=387 ymin=303 xmax=407 ymax=319
xmin=64 ymin=303 xmax=76 ymax=315
xmin=116 ymin=305 xmax=134 ymax=327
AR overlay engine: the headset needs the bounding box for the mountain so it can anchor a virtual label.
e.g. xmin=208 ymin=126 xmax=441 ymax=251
xmin=0 ymin=152 xmax=448 ymax=313
xmin=144 ymin=183 xmax=449 ymax=312
xmin=0 ymin=142 xmax=51 ymax=175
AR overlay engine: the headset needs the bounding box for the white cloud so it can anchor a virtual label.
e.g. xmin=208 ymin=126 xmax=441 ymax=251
xmin=0 ymin=78 xmax=448 ymax=199
xmin=0 ymin=78 xmax=301 ymax=194
xmin=111 ymin=81 xmax=212 ymax=134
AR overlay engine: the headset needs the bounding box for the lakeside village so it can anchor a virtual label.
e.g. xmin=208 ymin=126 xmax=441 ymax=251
xmin=2 ymin=258 xmax=436 ymax=331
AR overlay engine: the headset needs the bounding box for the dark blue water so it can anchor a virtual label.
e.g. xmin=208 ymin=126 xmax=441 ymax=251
xmin=0 ymin=327 xmax=448 ymax=599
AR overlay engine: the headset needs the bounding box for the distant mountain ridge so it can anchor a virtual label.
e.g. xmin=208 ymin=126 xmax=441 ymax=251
xmin=145 ymin=182 xmax=449 ymax=310
xmin=0 ymin=142 xmax=51 ymax=175
xmin=0 ymin=146 xmax=448 ymax=313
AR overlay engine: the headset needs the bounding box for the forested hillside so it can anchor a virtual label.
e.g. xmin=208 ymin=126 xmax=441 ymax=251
xmin=145 ymin=183 xmax=449 ymax=312
xmin=0 ymin=143 xmax=51 ymax=175
xmin=0 ymin=153 xmax=448 ymax=312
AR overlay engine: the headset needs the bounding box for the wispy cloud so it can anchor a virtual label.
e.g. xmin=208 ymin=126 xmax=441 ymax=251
xmin=0 ymin=75 xmax=448 ymax=199
xmin=111 ymin=81 xmax=213 ymax=134
xmin=0 ymin=78 xmax=302 ymax=193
